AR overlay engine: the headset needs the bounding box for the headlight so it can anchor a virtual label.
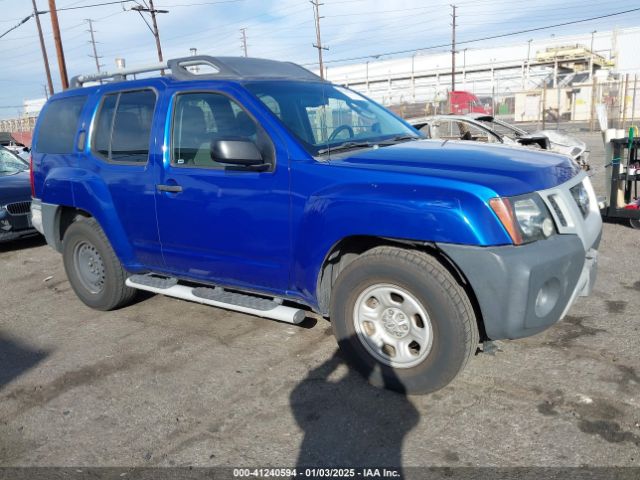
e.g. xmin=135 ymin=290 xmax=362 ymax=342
xmin=489 ymin=194 xmax=556 ymax=245
xmin=570 ymin=182 xmax=590 ymax=218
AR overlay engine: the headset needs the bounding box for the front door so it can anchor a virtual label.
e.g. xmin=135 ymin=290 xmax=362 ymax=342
xmin=154 ymin=88 xmax=291 ymax=293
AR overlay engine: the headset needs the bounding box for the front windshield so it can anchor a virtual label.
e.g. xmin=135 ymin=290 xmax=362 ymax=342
xmin=0 ymin=148 xmax=28 ymax=175
xmin=476 ymin=119 xmax=526 ymax=138
xmin=245 ymin=81 xmax=422 ymax=156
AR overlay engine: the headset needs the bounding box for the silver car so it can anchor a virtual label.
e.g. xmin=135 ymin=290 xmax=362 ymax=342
xmin=409 ymin=114 xmax=590 ymax=170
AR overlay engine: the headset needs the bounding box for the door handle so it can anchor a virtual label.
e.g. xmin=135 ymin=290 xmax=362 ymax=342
xmin=157 ymin=184 xmax=183 ymax=193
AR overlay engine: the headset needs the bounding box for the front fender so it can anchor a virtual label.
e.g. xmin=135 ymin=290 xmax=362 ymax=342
xmin=290 ymin=165 xmax=512 ymax=306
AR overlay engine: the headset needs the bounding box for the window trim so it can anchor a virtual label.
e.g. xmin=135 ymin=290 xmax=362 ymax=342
xmin=168 ymin=89 xmax=276 ymax=172
xmin=90 ymin=87 xmax=158 ymax=166
xmin=34 ymin=95 xmax=88 ymax=155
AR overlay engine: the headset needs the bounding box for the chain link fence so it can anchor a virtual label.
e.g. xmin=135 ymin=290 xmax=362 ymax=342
xmin=386 ymin=72 xmax=639 ymax=133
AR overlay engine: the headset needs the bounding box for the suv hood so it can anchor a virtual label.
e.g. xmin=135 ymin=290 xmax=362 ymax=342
xmin=336 ymin=139 xmax=580 ymax=197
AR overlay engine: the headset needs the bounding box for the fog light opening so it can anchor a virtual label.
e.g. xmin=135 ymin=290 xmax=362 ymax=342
xmin=535 ymin=278 xmax=561 ymax=318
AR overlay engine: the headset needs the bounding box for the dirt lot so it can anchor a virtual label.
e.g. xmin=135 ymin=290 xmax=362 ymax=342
xmin=1 ymin=133 xmax=639 ymax=468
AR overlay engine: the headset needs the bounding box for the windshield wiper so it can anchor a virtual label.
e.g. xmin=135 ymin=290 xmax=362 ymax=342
xmin=317 ymin=141 xmax=375 ymax=155
xmin=376 ymin=134 xmax=421 ymax=145
xmin=317 ymin=135 xmax=421 ymax=155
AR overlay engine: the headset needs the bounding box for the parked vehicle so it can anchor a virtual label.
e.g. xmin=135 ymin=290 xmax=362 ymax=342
xmin=30 ymin=56 xmax=602 ymax=394
xmin=448 ymin=91 xmax=492 ymax=115
xmin=0 ymin=132 xmax=30 ymax=160
xmin=409 ymin=114 xmax=590 ymax=169
xmin=0 ymin=146 xmax=37 ymax=242
xmin=473 ymin=115 xmax=591 ymax=170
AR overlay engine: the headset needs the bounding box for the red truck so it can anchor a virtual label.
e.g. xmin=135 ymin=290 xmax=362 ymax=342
xmin=448 ymin=91 xmax=492 ymax=115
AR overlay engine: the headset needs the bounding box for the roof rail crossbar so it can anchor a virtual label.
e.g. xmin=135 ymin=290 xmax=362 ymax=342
xmin=70 ymin=61 xmax=168 ymax=88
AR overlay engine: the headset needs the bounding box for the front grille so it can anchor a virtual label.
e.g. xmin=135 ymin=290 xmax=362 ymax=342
xmin=5 ymin=201 xmax=31 ymax=216
xmin=547 ymin=194 xmax=568 ymax=227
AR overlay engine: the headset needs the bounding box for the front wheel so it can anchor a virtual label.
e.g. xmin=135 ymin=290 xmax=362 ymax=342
xmin=62 ymin=216 xmax=136 ymax=311
xmin=330 ymin=246 xmax=479 ymax=394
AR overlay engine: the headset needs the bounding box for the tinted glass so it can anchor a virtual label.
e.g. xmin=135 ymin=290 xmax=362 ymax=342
xmin=110 ymin=90 xmax=156 ymax=163
xmin=94 ymin=94 xmax=118 ymax=158
xmin=245 ymin=81 xmax=419 ymax=156
xmin=172 ymin=92 xmax=273 ymax=168
xmin=36 ymin=96 xmax=86 ymax=154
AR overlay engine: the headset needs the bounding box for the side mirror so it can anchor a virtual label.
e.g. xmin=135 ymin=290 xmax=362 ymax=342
xmin=212 ymin=139 xmax=264 ymax=166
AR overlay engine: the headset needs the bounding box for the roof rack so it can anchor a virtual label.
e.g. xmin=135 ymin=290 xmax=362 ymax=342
xmin=70 ymin=55 xmax=324 ymax=88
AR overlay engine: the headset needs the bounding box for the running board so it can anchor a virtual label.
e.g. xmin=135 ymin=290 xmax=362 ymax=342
xmin=126 ymin=274 xmax=305 ymax=324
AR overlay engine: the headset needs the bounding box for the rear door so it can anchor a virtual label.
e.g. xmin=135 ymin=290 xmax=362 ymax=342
xmin=84 ymin=87 xmax=164 ymax=268
xmin=154 ymin=85 xmax=291 ymax=293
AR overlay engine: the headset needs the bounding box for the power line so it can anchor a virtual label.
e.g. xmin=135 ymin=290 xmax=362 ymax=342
xmin=308 ymin=6 xmax=640 ymax=66
xmin=156 ymin=0 xmax=242 ymax=6
xmin=53 ymin=0 xmax=135 ymax=11
xmin=0 ymin=14 xmax=34 ymax=39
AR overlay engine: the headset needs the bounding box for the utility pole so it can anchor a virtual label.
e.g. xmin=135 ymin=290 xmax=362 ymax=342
xmin=240 ymin=27 xmax=248 ymax=57
xmin=47 ymin=0 xmax=69 ymax=90
xmin=86 ymin=19 xmax=103 ymax=72
xmin=311 ymin=0 xmax=328 ymax=79
xmin=589 ymin=30 xmax=596 ymax=80
xmin=32 ymin=0 xmax=54 ymax=96
xmin=451 ymin=4 xmax=456 ymax=92
xmin=131 ymin=0 xmax=168 ymax=64
xmin=526 ymin=39 xmax=532 ymax=87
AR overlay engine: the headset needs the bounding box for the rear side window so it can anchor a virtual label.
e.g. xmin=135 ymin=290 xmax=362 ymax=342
xmin=92 ymin=89 xmax=156 ymax=164
xmin=36 ymin=96 xmax=87 ymax=154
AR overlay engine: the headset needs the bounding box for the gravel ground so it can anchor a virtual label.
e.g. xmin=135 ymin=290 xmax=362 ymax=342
xmin=1 ymin=133 xmax=639 ymax=469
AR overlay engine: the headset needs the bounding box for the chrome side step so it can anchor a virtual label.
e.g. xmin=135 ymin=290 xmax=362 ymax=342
xmin=125 ymin=275 xmax=305 ymax=324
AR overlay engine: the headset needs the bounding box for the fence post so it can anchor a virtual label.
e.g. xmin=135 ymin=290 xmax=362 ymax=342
xmin=590 ymin=77 xmax=598 ymax=132
xmin=631 ymin=74 xmax=638 ymax=127
xmin=622 ymin=73 xmax=629 ymax=130
xmin=541 ymin=82 xmax=547 ymax=130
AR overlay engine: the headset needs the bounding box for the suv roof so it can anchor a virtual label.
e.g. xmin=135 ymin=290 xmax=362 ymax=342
xmin=70 ymin=55 xmax=324 ymax=88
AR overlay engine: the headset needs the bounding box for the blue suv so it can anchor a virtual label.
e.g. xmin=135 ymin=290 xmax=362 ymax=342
xmin=30 ymin=56 xmax=602 ymax=393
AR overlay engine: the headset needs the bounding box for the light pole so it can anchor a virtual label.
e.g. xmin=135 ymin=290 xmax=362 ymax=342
xmin=462 ymin=48 xmax=467 ymax=89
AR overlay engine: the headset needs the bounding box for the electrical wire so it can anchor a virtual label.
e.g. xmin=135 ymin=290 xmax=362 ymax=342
xmin=0 ymin=14 xmax=34 ymax=40
xmin=305 ymin=7 xmax=640 ymax=66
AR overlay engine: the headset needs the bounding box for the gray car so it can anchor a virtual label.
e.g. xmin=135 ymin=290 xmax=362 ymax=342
xmin=409 ymin=114 xmax=590 ymax=170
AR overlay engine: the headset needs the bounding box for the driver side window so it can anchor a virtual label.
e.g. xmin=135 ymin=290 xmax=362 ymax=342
xmin=171 ymin=92 xmax=274 ymax=169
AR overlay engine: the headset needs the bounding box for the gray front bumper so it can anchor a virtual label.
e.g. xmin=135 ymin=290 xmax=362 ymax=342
xmin=438 ymin=234 xmax=599 ymax=340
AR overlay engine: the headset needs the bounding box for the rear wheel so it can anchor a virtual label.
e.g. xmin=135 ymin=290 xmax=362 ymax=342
xmin=62 ymin=216 xmax=136 ymax=311
xmin=330 ymin=246 xmax=479 ymax=394
xmin=630 ymin=218 xmax=640 ymax=230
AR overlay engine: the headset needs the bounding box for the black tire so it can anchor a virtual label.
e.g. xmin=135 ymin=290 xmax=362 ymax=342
xmin=62 ymin=216 xmax=136 ymax=311
xmin=330 ymin=246 xmax=479 ymax=394
xmin=630 ymin=219 xmax=640 ymax=230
